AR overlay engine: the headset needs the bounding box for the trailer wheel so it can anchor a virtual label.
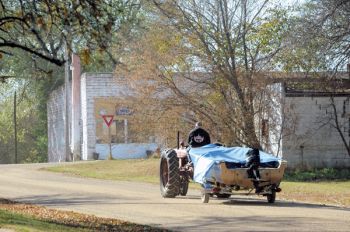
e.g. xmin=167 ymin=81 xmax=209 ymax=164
xmin=267 ymin=191 xmax=276 ymax=203
xmin=201 ymin=193 xmax=210 ymax=203
xmin=179 ymin=177 xmax=189 ymax=196
xmin=160 ymin=149 xmax=180 ymax=198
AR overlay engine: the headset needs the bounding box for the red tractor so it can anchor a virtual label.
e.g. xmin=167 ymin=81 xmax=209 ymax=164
xmin=159 ymin=133 xmax=286 ymax=203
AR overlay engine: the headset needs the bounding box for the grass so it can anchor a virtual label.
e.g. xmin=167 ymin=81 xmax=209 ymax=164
xmin=45 ymin=159 xmax=350 ymax=207
xmin=46 ymin=159 xmax=160 ymax=184
xmin=0 ymin=208 xmax=90 ymax=232
xmin=279 ymin=181 xmax=350 ymax=207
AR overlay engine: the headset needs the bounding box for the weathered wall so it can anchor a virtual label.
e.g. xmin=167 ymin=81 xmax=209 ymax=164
xmin=95 ymin=143 xmax=158 ymax=159
xmin=282 ymin=96 xmax=350 ymax=169
xmin=48 ymin=72 xmax=157 ymax=162
xmin=80 ymin=73 xmax=132 ymax=160
xmin=47 ymin=85 xmax=70 ymax=162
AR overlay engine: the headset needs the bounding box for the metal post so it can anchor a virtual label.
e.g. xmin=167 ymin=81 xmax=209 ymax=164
xmin=14 ymin=91 xmax=17 ymax=164
xmin=177 ymin=131 xmax=180 ymax=149
xmin=124 ymin=119 xmax=128 ymax=144
xmin=108 ymin=126 xmax=113 ymax=160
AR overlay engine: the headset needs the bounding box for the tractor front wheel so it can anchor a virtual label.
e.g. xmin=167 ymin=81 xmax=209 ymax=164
xmin=160 ymin=149 xmax=180 ymax=198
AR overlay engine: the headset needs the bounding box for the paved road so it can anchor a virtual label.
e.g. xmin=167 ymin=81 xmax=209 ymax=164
xmin=0 ymin=163 xmax=349 ymax=231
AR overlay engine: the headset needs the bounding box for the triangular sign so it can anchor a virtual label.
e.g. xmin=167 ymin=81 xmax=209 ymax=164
xmin=102 ymin=115 xmax=114 ymax=127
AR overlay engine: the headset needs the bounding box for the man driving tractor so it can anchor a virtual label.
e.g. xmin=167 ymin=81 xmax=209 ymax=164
xmin=187 ymin=122 xmax=261 ymax=187
xmin=187 ymin=122 xmax=211 ymax=147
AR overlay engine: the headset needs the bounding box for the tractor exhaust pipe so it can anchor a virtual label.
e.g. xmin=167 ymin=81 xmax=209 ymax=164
xmin=177 ymin=131 xmax=180 ymax=149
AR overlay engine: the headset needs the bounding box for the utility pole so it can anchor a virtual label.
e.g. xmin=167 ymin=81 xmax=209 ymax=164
xmin=14 ymin=91 xmax=18 ymax=164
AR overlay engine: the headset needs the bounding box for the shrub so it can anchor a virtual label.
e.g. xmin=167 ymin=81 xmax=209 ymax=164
xmin=285 ymin=168 xmax=350 ymax=181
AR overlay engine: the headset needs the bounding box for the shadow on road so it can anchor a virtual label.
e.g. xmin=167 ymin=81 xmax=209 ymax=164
xmin=13 ymin=193 xmax=350 ymax=213
xmin=13 ymin=194 xmax=122 ymax=207
xmin=174 ymin=214 xmax=348 ymax=232
xmin=222 ymin=197 xmax=350 ymax=211
xmin=180 ymin=194 xmax=350 ymax=211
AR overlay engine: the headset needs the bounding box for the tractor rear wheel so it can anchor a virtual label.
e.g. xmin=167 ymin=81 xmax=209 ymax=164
xmin=160 ymin=149 xmax=180 ymax=198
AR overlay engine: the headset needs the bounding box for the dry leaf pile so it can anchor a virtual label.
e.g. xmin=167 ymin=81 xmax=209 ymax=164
xmin=0 ymin=199 xmax=168 ymax=231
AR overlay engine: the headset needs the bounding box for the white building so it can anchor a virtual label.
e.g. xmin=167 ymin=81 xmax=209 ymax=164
xmin=47 ymin=55 xmax=157 ymax=162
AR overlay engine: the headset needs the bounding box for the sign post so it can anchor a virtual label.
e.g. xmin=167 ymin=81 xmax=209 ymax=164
xmin=102 ymin=115 xmax=114 ymax=160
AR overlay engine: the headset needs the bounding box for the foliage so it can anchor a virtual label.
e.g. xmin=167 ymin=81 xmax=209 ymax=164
xmin=304 ymin=0 xmax=350 ymax=70
xmin=285 ymin=168 xmax=350 ymax=182
xmin=277 ymin=0 xmax=350 ymax=72
xmin=0 ymin=0 xmax=141 ymax=66
xmin=0 ymin=50 xmax=64 ymax=163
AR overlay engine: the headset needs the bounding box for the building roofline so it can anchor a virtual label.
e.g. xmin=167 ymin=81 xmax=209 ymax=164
xmin=285 ymin=92 xmax=350 ymax=97
xmin=82 ymin=72 xmax=114 ymax=76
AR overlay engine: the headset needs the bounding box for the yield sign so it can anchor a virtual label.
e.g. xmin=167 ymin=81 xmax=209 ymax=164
xmin=102 ymin=115 xmax=114 ymax=127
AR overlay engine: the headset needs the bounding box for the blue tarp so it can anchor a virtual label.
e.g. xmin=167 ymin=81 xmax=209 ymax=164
xmin=188 ymin=144 xmax=281 ymax=185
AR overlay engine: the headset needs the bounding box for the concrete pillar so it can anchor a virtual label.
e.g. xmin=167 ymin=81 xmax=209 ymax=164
xmin=71 ymin=54 xmax=81 ymax=160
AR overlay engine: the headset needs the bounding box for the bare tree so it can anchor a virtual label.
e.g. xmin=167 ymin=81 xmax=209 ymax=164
xmin=119 ymin=0 xmax=288 ymax=148
xmin=310 ymin=0 xmax=350 ymax=68
xmin=281 ymin=0 xmax=350 ymax=72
